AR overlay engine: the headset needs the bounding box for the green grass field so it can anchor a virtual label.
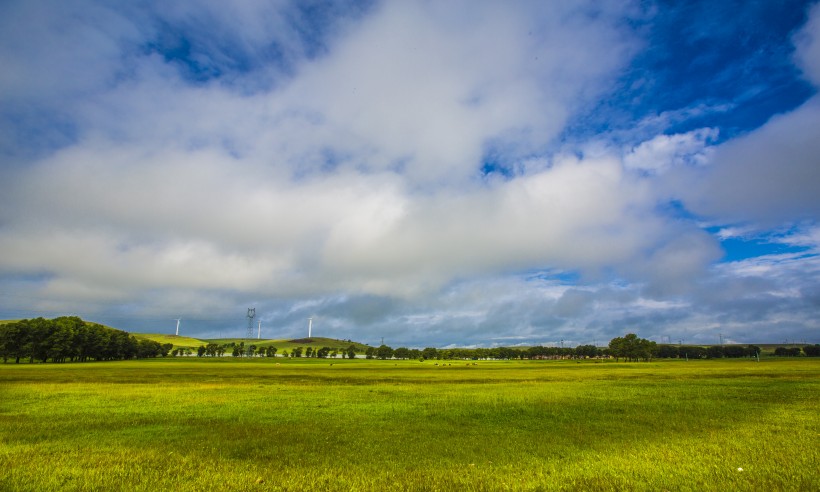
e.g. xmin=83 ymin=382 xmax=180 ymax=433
xmin=1 ymin=358 xmax=817 ymax=491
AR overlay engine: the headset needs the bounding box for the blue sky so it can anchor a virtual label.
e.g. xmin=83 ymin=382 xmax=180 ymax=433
xmin=1 ymin=0 xmax=819 ymax=347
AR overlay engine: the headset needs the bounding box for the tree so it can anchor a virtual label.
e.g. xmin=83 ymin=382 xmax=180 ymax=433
xmin=608 ymin=334 xmax=657 ymax=362
xmin=706 ymin=345 xmax=724 ymax=359
xmin=376 ymin=344 xmax=394 ymax=360
xmin=346 ymin=345 xmax=357 ymax=359
xmin=0 ymin=321 xmax=29 ymax=363
xmin=421 ymin=347 xmax=438 ymax=360
xmin=27 ymin=317 xmax=53 ymax=363
xmin=393 ymin=347 xmax=410 ymax=360
xmin=774 ymin=347 xmax=801 ymax=357
xmin=721 ymin=345 xmax=747 ymax=358
xmin=317 ymin=347 xmax=331 ymax=358
xmin=575 ymin=345 xmax=600 ymax=358
xmin=657 ymin=344 xmax=679 ymax=358
xmin=803 ymin=344 xmax=820 ymax=357
xmin=50 ymin=317 xmax=81 ymax=362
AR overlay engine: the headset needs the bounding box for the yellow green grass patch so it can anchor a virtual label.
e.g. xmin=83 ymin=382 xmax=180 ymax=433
xmin=1 ymin=358 xmax=817 ymax=491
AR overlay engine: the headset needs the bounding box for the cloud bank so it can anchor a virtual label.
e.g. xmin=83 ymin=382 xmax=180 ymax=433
xmin=1 ymin=0 xmax=818 ymax=346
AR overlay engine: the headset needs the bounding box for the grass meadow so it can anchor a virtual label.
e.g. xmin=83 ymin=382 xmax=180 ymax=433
xmin=0 ymin=358 xmax=817 ymax=491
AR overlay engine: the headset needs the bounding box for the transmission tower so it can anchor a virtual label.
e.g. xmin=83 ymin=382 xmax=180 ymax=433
xmin=246 ymin=308 xmax=255 ymax=356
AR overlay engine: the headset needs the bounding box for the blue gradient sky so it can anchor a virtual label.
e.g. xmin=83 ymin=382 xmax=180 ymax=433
xmin=1 ymin=0 xmax=818 ymax=347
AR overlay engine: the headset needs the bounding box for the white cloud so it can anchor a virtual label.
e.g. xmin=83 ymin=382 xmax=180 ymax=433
xmin=794 ymin=2 xmax=820 ymax=86
xmin=1 ymin=1 xmax=818 ymax=346
xmin=1 ymin=0 xmax=656 ymax=301
xmin=675 ymin=97 xmax=820 ymax=224
xmin=624 ymin=128 xmax=717 ymax=174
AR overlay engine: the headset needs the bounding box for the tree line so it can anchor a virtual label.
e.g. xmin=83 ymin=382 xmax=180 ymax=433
xmin=0 ymin=317 xmax=172 ymax=363
xmin=182 ymin=339 xmax=820 ymax=360
xmin=3 ymin=319 xmax=817 ymax=364
xmin=352 ymin=336 xmax=820 ymax=361
xmin=192 ymin=342 xmax=361 ymax=359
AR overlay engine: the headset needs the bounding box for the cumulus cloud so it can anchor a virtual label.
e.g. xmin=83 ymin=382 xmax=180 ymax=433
xmin=675 ymin=98 xmax=820 ymax=224
xmin=1 ymin=1 xmax=653 ymax=296
xmin=624 ymin=128 xmax=717 ymax=174
xmin=674 ymin=3 xmax=820 ymax=225
xmin=1 ymin=1 xmax=818 ymax=346
xmin=794 ymin=2 xmax=820 ymax=86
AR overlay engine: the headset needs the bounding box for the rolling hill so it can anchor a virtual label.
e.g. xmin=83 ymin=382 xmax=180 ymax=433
xmin=134 ymin=334 xmax=372 ymax=352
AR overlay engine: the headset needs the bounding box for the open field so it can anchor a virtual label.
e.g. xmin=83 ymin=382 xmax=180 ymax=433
xmin=1 ymin=358 xmax=818 ymax=491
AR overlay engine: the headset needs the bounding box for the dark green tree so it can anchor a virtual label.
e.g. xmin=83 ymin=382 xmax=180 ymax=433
xmin=0 ymin=321 xmax=29 ymax=363
xmin=27 ymin=317 xmax=53 ymax=363
xmin=706 ymin=345 xmax=724 ymax=359
xmin=376 ymin=344 xmax=394 ymax=360
xmin=803 ymin=344 xmax=820 ymax=356
xmin=608 ymin=334 xmax=657 ymax=362
xmin=421 ymin=347 xmax=438 ymax=360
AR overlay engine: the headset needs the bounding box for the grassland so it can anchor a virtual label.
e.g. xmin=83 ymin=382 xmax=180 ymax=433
xmin=1 ymin=358 xmax=817 ymax=491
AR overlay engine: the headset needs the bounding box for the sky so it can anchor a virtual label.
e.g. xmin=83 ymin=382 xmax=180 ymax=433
xmin=1 ymin=0 xmax=819 ymax=348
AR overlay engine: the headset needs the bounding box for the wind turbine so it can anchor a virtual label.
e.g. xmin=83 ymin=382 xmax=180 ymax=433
xmin=307 ymin=317 xmax=313 ymax=339
xmin=257 ymin=320 xmax=261 ymax=339
xmin=174 ymin=319 xmax=181 ymax=336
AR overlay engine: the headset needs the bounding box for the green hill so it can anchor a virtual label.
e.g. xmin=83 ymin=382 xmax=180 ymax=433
xmin=134 ymin=334 xmax=371 ymax=352
xmin=131 ymin=333 xmax=207 ymax=348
